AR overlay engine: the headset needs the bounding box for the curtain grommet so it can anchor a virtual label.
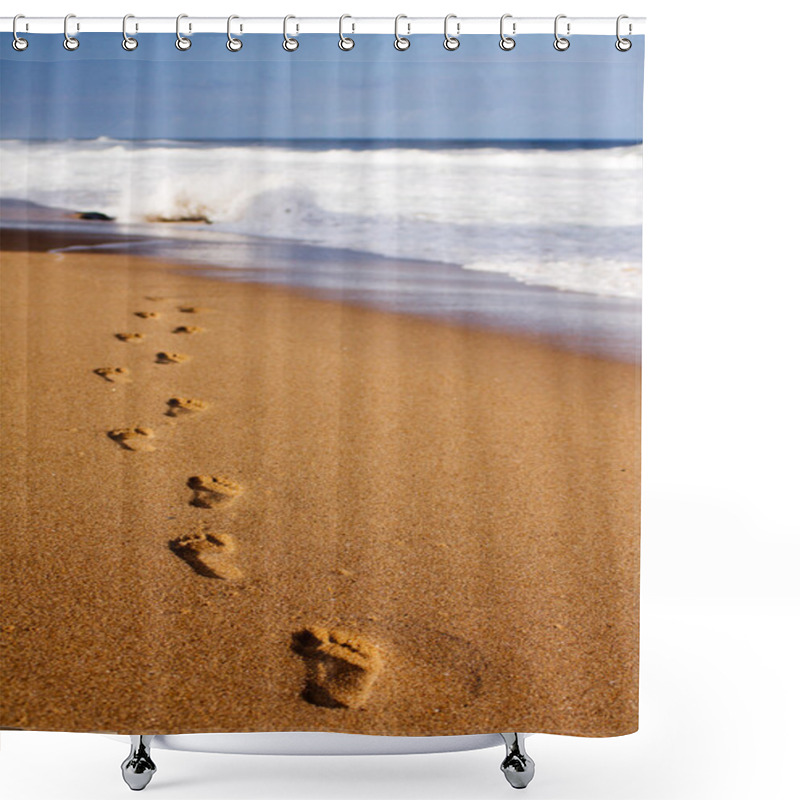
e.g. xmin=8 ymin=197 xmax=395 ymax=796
xmin=443 ymin=14 xmax=460 ymax=51
xmin=554 ymin=14 xmax=570 ymax=51
xmin=176 ymin=14 xmax=191 ymax=51
xmin=12 ymin=15 xmax=28 ymax=51
xmin=121 ymin=14 xmax=138 ymax=51
xmin=63 ymin=14 xmax=79 ymax=51
xmin=394 ymin=15 xmax=410 ymax=51
xmin=339 ymin=14 xmax=355 ymax=51
xmin=282 ymin=15 xmax=299 ymax=51
xmin=226 ymin=15 xmax=243 ymax=51
xmin=499 ymin=14 xmax=516 ymax=51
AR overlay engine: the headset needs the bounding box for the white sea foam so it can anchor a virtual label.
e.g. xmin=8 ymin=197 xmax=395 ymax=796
xmin=0 ymin=138 xmax=642 ymax=298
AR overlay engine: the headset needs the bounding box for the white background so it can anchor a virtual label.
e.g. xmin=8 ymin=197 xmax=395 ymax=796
xmin=1 ymin=1 xmax=798 ymax=798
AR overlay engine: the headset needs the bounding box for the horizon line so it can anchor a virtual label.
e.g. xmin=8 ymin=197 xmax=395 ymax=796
xmin=1 ymin=136 xmax=643 ymax=145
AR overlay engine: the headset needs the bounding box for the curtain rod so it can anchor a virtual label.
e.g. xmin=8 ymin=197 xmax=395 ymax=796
xmin=1 ymin=16 xmax=645 ymax=36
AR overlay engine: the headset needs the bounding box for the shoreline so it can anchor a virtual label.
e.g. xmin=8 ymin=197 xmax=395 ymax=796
xmin=0 ymin=224 xmax=151 ymax=253
xmin=0 ymin=223 xmax=641 ymax=363
xmin=0 ymin=241 xmax=640 ymax=737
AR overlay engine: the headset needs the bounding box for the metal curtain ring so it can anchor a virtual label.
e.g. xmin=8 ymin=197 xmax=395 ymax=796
xmin=283 ymin=15 xmax=299 ymax=51
xmin=12 ymin=14 xmax=28 ymax=51
xmin=616 ymin=14 xmax=632 ymax=51
xmin=499 ymin=14 xmax=515 ymax=51
xmin=444 ymin=14 xmax=460 ymax=51
xmin=339 ymin=14 xmax=354 ymax=50
xmin=553 ymin=14 xmax=570 ymax=51
xmin=176 ymin=14 xmax=191 ymax=50
xmin=63 ymin=13 xmax=79 ymax=51
xmin=394 ymin=14 xmax=410 ymax=51
xmin=227 ymin=15 xmax=242 ymax=51
xmin=122 ymin=14 xmax=138 ymax=51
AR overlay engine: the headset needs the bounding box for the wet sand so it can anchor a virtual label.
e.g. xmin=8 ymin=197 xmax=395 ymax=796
xmin=0 ymin=239 xmax=640 ymax=736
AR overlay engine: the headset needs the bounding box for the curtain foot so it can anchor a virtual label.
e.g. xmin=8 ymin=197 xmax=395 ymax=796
xmin=500 ymin=733 xmax=535 ymax=789
xmin=121 ymin=735 xmax=157 ymax=791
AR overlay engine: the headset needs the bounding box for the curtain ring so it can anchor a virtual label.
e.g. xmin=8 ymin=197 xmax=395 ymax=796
xmin=443 ymin=14 xmax=460 ymax=51
xmin=339 ymin=14 xmax=355 ymax=51
xmin=63 ymin=13 xmax=79 ymax=51
xmin=615 ymin=14 xmax=632 ymax=51
xmin=122 ymin=14 xmax=138 ymax=51
xmin=176 ymin=14 xmax=191 ymax=51
xmin=394 ymin=14 xmax=410 ymax=51
xmin=12 ymin=15 xmax=28 ymax=51
xmin=553 ymin=14 xmax=570 ymax=51
xmin=227 ymin=15 xmax=243 ymax=51
xmin=499 ymin=14 xmax=515 ymax=51
xmin=283 ymin=15 xmax=299 ymax=51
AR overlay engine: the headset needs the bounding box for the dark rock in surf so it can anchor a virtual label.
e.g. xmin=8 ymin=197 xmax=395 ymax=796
xmin=75 ymin=211 xmax=115 ymax=221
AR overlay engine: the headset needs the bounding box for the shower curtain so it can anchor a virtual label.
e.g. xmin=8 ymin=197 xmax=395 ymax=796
xmin=0 ymin=28 xmax=643 ymax=738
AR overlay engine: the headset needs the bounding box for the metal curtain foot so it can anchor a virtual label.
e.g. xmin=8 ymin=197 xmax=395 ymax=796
xmin=121 ymin=735 xmax=157 ymax=791
xmin=500 ymin=733 xmax=535 ymax=789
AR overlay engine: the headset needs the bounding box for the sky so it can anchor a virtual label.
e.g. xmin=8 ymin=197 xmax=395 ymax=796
xmin=0 ymin=33 xmax=644 ymax=141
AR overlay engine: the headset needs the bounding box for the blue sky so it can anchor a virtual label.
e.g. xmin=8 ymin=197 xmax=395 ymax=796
xmin=0 ymin=33 xmax=644 ymax=141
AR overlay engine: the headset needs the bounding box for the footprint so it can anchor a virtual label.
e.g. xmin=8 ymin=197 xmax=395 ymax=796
xmin=187 ymin=475 xmax=242 ymax=508
xmin=166 ymin=397 xmax=208 ymax=416
xmin=177 ymin=305 xmax=214 ymax=314
xmin=173 ymin=325 xmax=204 ymax=334
xmin=134 ymin=311 xmax=160 ymax=319
xmin=291 ymin=626 xmax=384 ymax=709
xmin=107 ymin=426 xmax=155 ymax=451
xmin=116 ymin=332 xmax=145 ymax=343
xmin=156 ymin=351 xmax=190 ymax=364
xmin=170 ymin=531 xmax=243 ymax=581
xmin=94 ymin=367 xmax=131 ymax=383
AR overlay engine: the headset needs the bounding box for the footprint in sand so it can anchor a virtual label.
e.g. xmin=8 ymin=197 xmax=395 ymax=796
xmin=94 ymin=367 xmax=131 ymax=383
xmin=177 ymin=305 xmax=214 ymax=314
xmin=170 ymin=531 xmax=243 ymax=581
xmin=156 ymin=351 xmax=190 ymax=364
xmin=134 ymin=311 xmax=160 ymax=319
xmin=116 ymin=332 xmax=145 ymax=343
xmin=187 ymin=475 xmax=242 ymax=508
xmin=166 ymin=397 xmax=208 ymax=416
xmin=173 ymin=325 xmax=204 ymax=335
xmin=107 ymin=426 xmax=155 ymax=451
xmin=291 ymin=626 xmax=384 ymax=709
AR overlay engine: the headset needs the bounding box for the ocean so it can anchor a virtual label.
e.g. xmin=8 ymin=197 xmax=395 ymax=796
xmin=0 ymin=137 xmax=642 ymax=360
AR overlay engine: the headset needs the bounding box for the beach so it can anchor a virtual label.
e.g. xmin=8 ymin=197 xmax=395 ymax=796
xmin=0 ymin=236 xmax=640 ymax=737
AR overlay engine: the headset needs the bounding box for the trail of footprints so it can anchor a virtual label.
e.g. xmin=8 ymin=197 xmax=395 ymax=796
xmin=92 ymin=300 xmax=382 ymax=709
xmin=97 ymin=305 xmax=207 ymax=455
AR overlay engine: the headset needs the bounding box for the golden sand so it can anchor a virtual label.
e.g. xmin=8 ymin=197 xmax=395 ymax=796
xmin=0 ymin=244 xmax=640 ymax=736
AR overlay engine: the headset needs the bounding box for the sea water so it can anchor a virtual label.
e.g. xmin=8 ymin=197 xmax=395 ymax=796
xmin=0 ymin=138 xmax=642 ymax=360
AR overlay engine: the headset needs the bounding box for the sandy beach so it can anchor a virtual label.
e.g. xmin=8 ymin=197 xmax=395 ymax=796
xmin=0 ymin=236 xmax=640 ymax=737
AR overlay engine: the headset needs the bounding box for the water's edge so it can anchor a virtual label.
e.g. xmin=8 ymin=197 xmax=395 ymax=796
xmin=1 ymin=220 xmax=641 ymax=363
